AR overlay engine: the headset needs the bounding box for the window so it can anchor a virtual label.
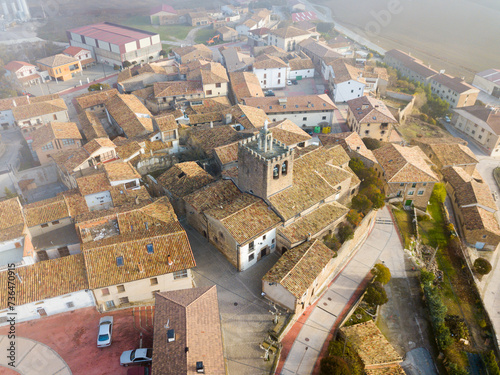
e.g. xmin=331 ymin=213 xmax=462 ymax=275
xmin=278 ymin=79 xmax=280 ymax=84
xmin=272 ymin=238 xmax=275 ymax=244
xmin=58 ymin=246 xmax=70 ymax=257
xmin=408 ymin=191 xmax=414 ymax=196
xmin=116 ymin=256 xmax=124 ymax=266
xmin=423 ymin=183 xmax=427 ymax=187
xmin=417 ymin=190 xmax=424 ymax=195
xmin=215 ymin=83 xmax=221 ymax=88
xmin=322 ymin=116 xmax=326 ymax=120
xmin=264 ymin=74 xmax=267 ymax=78
xmin=41 ymin=223 xmax=49 ymax=228
xmin=278 ymin=72 xmax=281 ymax=77
xmin=303 ymin=117 xmax=307 ymax=121
xmin=66 ymin=302 xmax=75 ymax=308
xmin=147 ymin=243 xmax=154 ymax=254
xmin=479 ymin=135 xmax=482 ymax=139
xmin=150 ymin=278 xmax=158 ymax=285
xmin=411 ymin=183 xmax=417 ymax=188
xmin=273 ymin=164 xmax=279 ymax=179
xmin=173 ymin=269 xmax=188 ymax=280
xmin=125 ymin=180 xmax=137 ymax=189
xmin=249 ymin=241 xmax=255 ymax=251
xmin=105 ymin=301 xmax=115 ymax=309
xmin=41 ymin=143 xmax=54 ymax=151
xmin=117 ymin=285 xmax=125 ymax=293
xmin=400 ymin=183 xmax=405 ymax=186
xmin=263 ymin=235 xmax=266 ymax=240
xmin=206 ymin=90 xmax=212 ymax=95
xmin=62 ymin=139 xmax=75 ymax=145
xmin=248 ymin=253 xmax=255 ymax=262
xmin=101 ymin=288 xmax=110 ymax=296
xmin=52 ymin=220 xmax=59 ymax=225
xmin=119 ymin=297 xmax=129 ymax=305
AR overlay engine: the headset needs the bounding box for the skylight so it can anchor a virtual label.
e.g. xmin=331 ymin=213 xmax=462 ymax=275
xmin=116 ymin=256 xmax=124 ymax=266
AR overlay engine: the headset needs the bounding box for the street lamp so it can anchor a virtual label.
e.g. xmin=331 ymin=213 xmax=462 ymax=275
xmin=101 ymin=62 xmax=107 ymax=78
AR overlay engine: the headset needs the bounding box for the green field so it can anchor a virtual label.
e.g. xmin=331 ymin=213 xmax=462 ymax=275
xmin=194 ymin=28 xmax=217 ymax=44
xmin=122 ymin=16 xmax=192 ymax=41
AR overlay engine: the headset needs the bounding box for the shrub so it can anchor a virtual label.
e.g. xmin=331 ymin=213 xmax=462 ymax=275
xmin=431 ymin=183 xmax=447 ymax=203
xmin=447 ymin=363 xmax=469 ymax=375
xmin=360 ymin=185 xmax=385 ymax=209
xmin=474 ymin=257 xmax=492 ymax=275
xmin=113 ymin=64 xmax=120 ymax=70
xmin=347 ymin=209 xmax=363 ymax=227
xmin=87 ymin=83 xmax=110 ymax=92
xmin=159 ymin=49 xmax=167 ymax=56
xmin=123 ymin=60 xmax=132 ymax=68
xmin=372 ymin=263 xmax=391 ymax=285
xmin=364 ymin=281 xmax=388 ymax=306
xmin=338 ymin=222 xmax=354 ymax=243
xmin=435 ymin=322 xmax=453 ymax=349
xmin=362 ymin=137 xmax=382 ymax=150
xmin=324 ymin=234 xmax=341 ymax=251
xmin=483 ymin=351 xmax=500 ymax=375
xmin=445 ymin=315 xmax=469 ymax=340
xmin=320 ymin=356 xmax=352 ymax=375
xmin=420 ymin=269 xmax=435 ymax=285
xmin=351 ymin=194 xmax=373 ymax=215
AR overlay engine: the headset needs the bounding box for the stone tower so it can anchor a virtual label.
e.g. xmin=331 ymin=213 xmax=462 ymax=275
xmin=237 ymin=122 xmax=294 ymax=199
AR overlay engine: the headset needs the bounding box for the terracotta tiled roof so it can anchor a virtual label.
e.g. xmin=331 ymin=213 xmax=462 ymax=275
xmin=157 ymin=162 xmax=214 ymax=198
xmin=411 ymin=136 xmax=467 ymax=146
xmin=78 ymin=111 xmax=108 ymax=141
xmin=253 ymin=45 xmax=288 ymax=58
xmin=270 ymin=26 xmax=311 ymax=38
xmin=32 ymin=121 xmax=82 ymax=149
xmin=373 ymin=144 xmax=438 ymax=183
xmin=117 ymin=68 xmax=132 ymax=83
xmin=328 ymin=59 xmax=363 ymax=84
xmin=82 ymin=226 xmax=195 ymax=289
xmin=427 ymin=143 xmax=478 ymax=166
xmin=59 ymin=189 xmax=89 ymax=217
xmin=263 ymin=239 xmax=335 ymax=298
xmin=172 ymin=44 xmax=212 ymax=58
xmin=269 ymin=119 xmax=311 ymax=146
xmin=214 ymin=142 xmax=239 ymax=166
xmin=268 ymin=146 xmax=356 ymax=220
xmin=23 ymin=195 xmax=71 ymax=227
xmin=152 ymin=286 xmax=226 ymax=375
xmin=318 ymin=132 xmax=377 ymax=164
xmin=153 ymin=81 xmax=204 ymax=98
xmin=462 ymin=206 xmax=500 ymax=234
xmin=189 ymin=125 xmax=245 ymax=156
xmin=0 ymin=197 xmax=25 ymax=242
xmin=253 ymin=54 xmax=288 ymax=69
xmin=104 ymin=94 xmax=154 ymax=138
xmin=154 ymin=114 xmax=178 ymax=132
xmin=0 ymin=254 xmax=89 ymax=309
xmin=205 ymin=194 xmax=281 ymax=245
xmin=75 ymin=89 xmax=118 ymax=111
xmin=104 ymin=161 xmax=141 ymax=182
xmin=51 ymin=147 xmax=91 ymax=172
xmin=63 ymin=46 xmax=88 ymax=56
xmin=77 ymin=172 xmax=111 ymax=196
xmin=453 ymin=106 xmax=500 ymax=135
xmin=279 ymin=202 xmax=348 ymax=244
xmin=298 ymin=38 xmax=342 ymax=62
xmin=431 ymin=73 xmax=477 ymax=94
xmin=347 ymin=96 xmax=397 ymax=124
xmin=224 ymin=104 xmax=269 ymax=129
xmin=244 ymin=94 xmax=336 ymax=113
xmin=37 ymin=54 xmax=79 ymax=68
xmin=83 ymin=137 xmax=116 ymax=155
xmin=340 ymin=320 xmax=402 ymax=367
xmin=12 ymin=98 xmax=67 ymax=121
xmin=0 ymin=96 xmax=29 ymax=111
xmin=385 ymin=49 xmax=438 ymax=79
xmin=229 ymin=72 xmax=264 ymax=102
xmin=200 ymin=62 xmax=229 ymax=85
xmin=188 ymin=112 xmax=223 ymax=125
xmin=288 ymin=56 xmax=314 ymax=71
xmin=4 ymin=60 xmax=35 ymax=72
xmin=115 ymin=140 xmax=142 ymax=160
xmin=184 ymin=179 xmax=241 ymax=212
xmin=17 ymin=73 xmax=41 ymax=83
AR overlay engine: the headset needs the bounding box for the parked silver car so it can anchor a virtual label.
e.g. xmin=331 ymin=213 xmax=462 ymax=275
xmin=97 ymin=316 xmax=113 ymax=348
xmin=120 ymin=348 xmax=153 ymax=366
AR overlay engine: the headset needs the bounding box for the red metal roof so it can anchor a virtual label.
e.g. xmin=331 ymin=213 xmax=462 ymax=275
xmin=68 ymin=22 xmax=158 ymax=47
xmin=292 ymin=11 xmax=318 ymax=22
xmin=150 ymin=4 xmax=177 ymax=15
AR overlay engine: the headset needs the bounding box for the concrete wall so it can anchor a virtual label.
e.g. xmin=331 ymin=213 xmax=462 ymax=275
xmin=94 ymin=270 xmax=193 ymax=311
xmin=266 ymin=110 xmax=334 ymax=130
xmin=14 ymin=162 xmax=59 ymax=186
xmin=134 ymin=154 xmax=177 ymax=175
xmin=0 ymin=290 xmax=95 ymax=326
xmin=334 ymin=80 xmax=366 ymax=103
xmin=28 ymin=217 xmax=72 ymax=237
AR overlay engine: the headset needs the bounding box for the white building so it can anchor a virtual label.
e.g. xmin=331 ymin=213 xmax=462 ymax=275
xmin=253 ymin=54 xmax=288 ymax=89
xmin=473 ymin=69 xmax=500 ymax=98
xmin=4 ymin=60 xmax=42 ymax=87
xmin=0 ymin=95 xmax=30 ymax=129
xmin=287 ymin=55 xmax=314 ymax=80
xmin=267 ymin=26 xmax=318 ymax=52
xmin=322 ymin=60 xmax=366 ymax=103
xmin=66 ymin=22 xmax=162 ymax=67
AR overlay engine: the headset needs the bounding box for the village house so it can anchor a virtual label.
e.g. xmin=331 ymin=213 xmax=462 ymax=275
xmin=37 ymin=54 xmax=82 ymax=81
xmin=172 ymin=44 xmax=213 ymax=64
xmin=0 ymin=197 xmax=34 ymax=268
xmin=12 ymin=94 xmax=69 ymax=135
xmin=4 ymin=60 xmax=42 ymax=87
xmin=252 ymin=54 xmax=288 ymax=89
xmin=186 ymin=11 xmax=210 ymax=26
xmin=74 ymin=89 xmax=119 ymax=116
xmin=451 ymin=105 xmax=500 ymax=156
xmin=104 ymin=94 xmax=154 ymax=138
xmin=0 ymin=254 xmax=94 ymax=326
xmin=318 ymin=132 xmax=378 ymax=168
xmin=298 ymin=38 xmax=342 ymax=73
xmin=149 ymin=4 xmax=178 ymax=25
xmin=0 ymin=95 xmax=30 ymax=129
xmin=156 ymin=161 xmax=214 ymax=216
xmin=243 ymin=94 xmax=337 ymax=132
xmin=144 ymin=81 xmax=205 ymax=112
xmin=267 ymin=26 xmax=318 ymax=52
xmin=236 ymin=8 xmax=272 ymax=36
xmin=216 ymin=26 xmax=238 ymax=42
xmin=229 ymin=71 xmax=264 ymax=104
xmin=473 ymin=69 xmax=500 ymax=98
xmin=152 ymin=114 xmax=180 ymax=151
xmin=63 ymin=46 xmax=95 ymax=68
xmin=373 ymin=143 xmax=439 ymax=210
xmin=327 ymin=35 xmax=353 ymax=56
xmin=442 ymin=166 xmax=500 ymax=250
xmin=346 ymin=96 xmax=398 ymax=142
xmin=189 ymin=62 xmax=230 ymax=98
xmin=31 ymin=121 xmax=83 ymax=164
xmin=247 ymin=27 xmax=271 ymax=47
xmin=152 ymin=286 xmax=226 ymax=375
xmin=384 ymin=49 xmax=438 ymax=85
xmin=78 ymin=111 xmax=108 ymax=141
xmin=323 ymin=59 xmax=366 ymax=103
xmin=286 ymin=53 xmax=314 ymax=80
xmin=220 ymin=47 xmax=254 ymax=73
xmin=187 ymin=125 xmax=246 ymax=158
xmin=430 ymin=73 xmax=479 ymax=108
xmin=262 ymin=239 xmax=337 ymax=313
xmin=78 ymin=197 xmax=196 ymax=311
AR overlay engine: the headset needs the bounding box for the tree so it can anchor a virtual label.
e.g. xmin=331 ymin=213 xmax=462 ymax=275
xmin=337 ymin=222 xmax=354 ymax=243
xmin=159 ymin=49 xmax=167 ymax=57
xmin=88 ymin=83 xmax=110 ymax=92
xmin=420 ymin=269 xmax=435 ymax=285
xmin=360 ymin=185 xmax=385 ymax=209
xmin=367 ymin=53 xmax=373 ymax=60
xmin=316 ymin=22 xmax=335 ymax=34
xmin=123 ymin=60 xmax=132 ymax=68
xmin=362 ymin=137 xmax=382 ymax=150
xmin=435 ymin=322 xmax=452 ymax=349
xmin=431 ymin=183 xmax=447 ymax=203
xmin=364 ymin=281 xmax=388 ymax=306
xmin=474 ymin=257 xmax=492 ymax=275
xmin=320 ymin=356 xmax=352 ymax=375
xmin=372 ymin=263 xmax=391 ymax=285
xmin=347 ymin=209 xmax=363 ymax=227
xmin=483 ymin=351 xmax=500 ymax=375
xmin=351 ymin=194 xmax=373 ymax=215
xmin=348 ymin=157 xmax=364 ymax=175
xmin=4 ymin=187 xmax=16 ymax=198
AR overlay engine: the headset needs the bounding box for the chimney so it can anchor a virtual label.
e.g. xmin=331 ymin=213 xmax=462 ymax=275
xmin=138 ymin=262 xmax=144 ymax=273
xmin=167 ymin=255 xmax=173 ymax=266
xmin=307 ymin=101 xmax=311 ymax=108
xmin=307 ymin=233 xmax=312 ymax=241
xmin=210 ymin=121 xmax=213 ymax=128
xmin=225 ymin=113 xmax=232 ymax=124
xmin=135 ymin=195 xmax=139 ymax=205
xmin=26 ymin=95 xmax=30 ymax=104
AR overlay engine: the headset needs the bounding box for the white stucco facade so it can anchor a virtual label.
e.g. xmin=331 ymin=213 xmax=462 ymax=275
xmin=239 ymin=228 xmax=277 ymax=271
xmin=253 ymin=66 xmax=287 ymax=89
xmin=333 ymin=80 xmax=366 ymax=103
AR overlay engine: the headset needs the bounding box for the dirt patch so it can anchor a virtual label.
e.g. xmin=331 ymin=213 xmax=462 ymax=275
xmin=397 ymin=115 xmax=453 ymax=142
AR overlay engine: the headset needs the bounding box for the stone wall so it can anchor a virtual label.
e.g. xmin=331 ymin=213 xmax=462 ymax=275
xmin=134 ymin=154 xmax=177 ymax=175
xmin=14 ymin=162 xmax=59 ymax=187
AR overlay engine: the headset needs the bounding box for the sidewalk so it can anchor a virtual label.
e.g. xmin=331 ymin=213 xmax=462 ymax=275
xmin=277 ymin=206 xmax=402 ymax=374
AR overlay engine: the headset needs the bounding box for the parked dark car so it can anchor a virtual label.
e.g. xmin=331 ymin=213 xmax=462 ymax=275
xmin=292 ymin=80 xmax=298 ymax=85
xmin=265 ymin=90 xmax=275 ymax=97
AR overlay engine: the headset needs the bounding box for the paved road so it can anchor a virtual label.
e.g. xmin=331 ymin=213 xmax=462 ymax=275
xmin=0 ymin=335 xmax=71 ymax=375
xmin=280 ymin=206 xmax=401 ymax=374
xmin=0 ymin=129 xmax=25 ymax=171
